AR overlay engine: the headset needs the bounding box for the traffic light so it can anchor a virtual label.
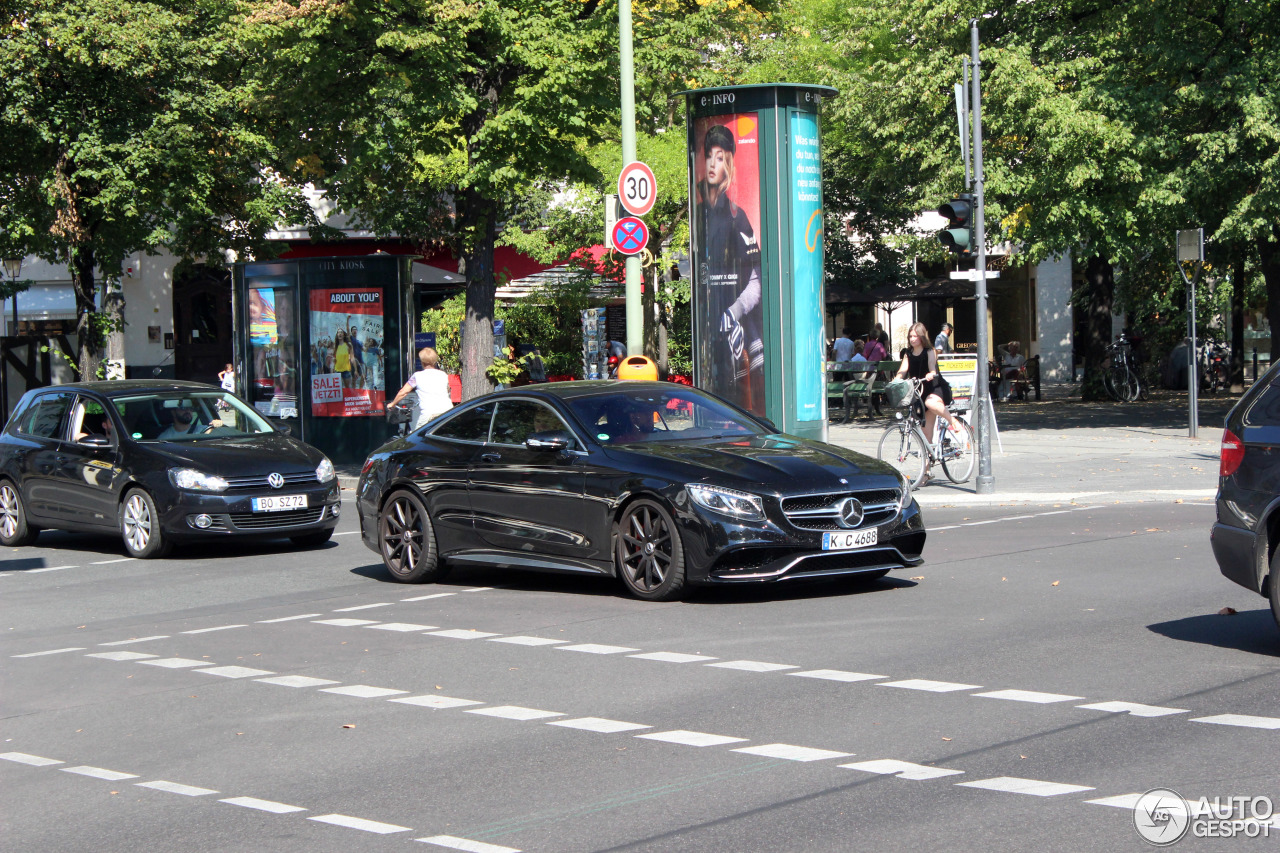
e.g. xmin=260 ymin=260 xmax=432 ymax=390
xmin=937 ymin=193 xmax=974 ymax=255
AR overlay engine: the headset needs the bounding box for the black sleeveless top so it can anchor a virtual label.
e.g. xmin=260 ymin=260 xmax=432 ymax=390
xmin=906 ymin=348 xmax=952 ymax=404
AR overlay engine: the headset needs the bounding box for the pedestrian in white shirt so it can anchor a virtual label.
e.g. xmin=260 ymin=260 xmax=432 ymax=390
xmin=390 ymin=347 xmax=454 ymax=430
xmin=831 ymin=327 xmax=856 ymax=362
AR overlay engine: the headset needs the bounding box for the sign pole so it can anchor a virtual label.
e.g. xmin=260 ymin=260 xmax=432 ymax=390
xmin=971 ymin=20 xmax=994 ymax=494
xmin=618 ymin=0 xmax=642 ymax=357
xmin=1176 ymin=228 xmax=1204 ymax=438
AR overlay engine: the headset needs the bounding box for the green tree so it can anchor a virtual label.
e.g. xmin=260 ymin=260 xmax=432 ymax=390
xmin=0 ymin=0 xmax=316 ymax=378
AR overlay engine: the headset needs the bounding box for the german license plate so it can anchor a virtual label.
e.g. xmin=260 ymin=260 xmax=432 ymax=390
xmin=251 ymin=494 xmax=308 ymax=512
xmin=822 ymin=528 xmax=878 ymax=550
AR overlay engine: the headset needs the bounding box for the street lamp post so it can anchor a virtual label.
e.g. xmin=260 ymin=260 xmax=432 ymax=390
xmin=2 ymin=257 xmax=21 ymax=337
xmin=1176 ymin=229 xmax=1204 ymax=438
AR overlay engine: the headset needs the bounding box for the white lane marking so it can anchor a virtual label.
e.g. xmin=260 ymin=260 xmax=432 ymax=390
xmin=461 ymin=587 xmax=494 ymax=593
xmin=12 ymin=648 xmax=85 ymax=657
xmin=1077 ymin=701 xmax=1188 ymax=717
xmin=1039 ymin=510 xmax=1072 ymax=516
xmin=220 ymin=796 xmax=306 ymax=813
xmin=706 ymin=660 xmax=798 ymax=672
xmin=840 ymin=759 xmax=964 ymax=780
xmin=428 ymin=629 xmax=500 ymax=640
xmin=789 ymin=670 xmax=886 ymax=683
xmin=320 ymin=685 xmax=409 ymax=699
xmin=256 ymin=675 xmax=341 ymax=688
xmin=974 ymin=689 xmax=1084 ymax=704
xmin=487 ymin=636 xmax=565 ymax=646
xmin=138 ymin=658 xmax=209 ymax=668
xmin=635 ymin=730 xmax=747 ymax=747
xmin=732 ymin=744 xmax=852 ymax=762
xmin=956 ymin=777 xmax=1094 ymax=797
xmin=401 ymin=593 xmax=456 ymax=601
xmin=99 ymin=636 xmax=168 ymax=646
xmin=1190 ymin=713 xmax=1280 ymax=730
xmin=417 ymin=835 xmax=520 ymax=853
xmin=86 ymin=651 xmax=159 ymax=661
xmin=334 ymin=603 xmax=394 ymax=612
xmin=91 ymin=558 xmax=136 ymax=564
xmin=196 ymin=666 xmax=275 ymax=679
xmin=367 ymin=623 xmax=439 ymax=632
xmin=466 ymin=706 xmax=563 ymax=721
xmin=557 ymin=643 xmax=640 ymax=655
xmin=136 ymin=780 xmax=219 ymax=796
xmin=308 ymin=814 xmax=411 ymax=834
xmin=26 ymin=566 xmax=76 ymax=573
xmin=313 ymin=618 xmax=379 ymax=627
xmin=391 ymin=695 xmax=484 ymax=710
xmin=256 ymin=614 xmax=323 ymax=623
xmin=0 ymin=752 xmax=62 ymax=766
xmin=61 ymin=765 xmax=138 ymax=781
xmin=182 ymin=625 xmax=247 ymax=634
xmin=333 ymin=531 xmax=360 ymax=535
xmin=1085 ymin=793 xmax=1145 ymax=809
xmin=548 ymin=717 xmax=651 ymax=733
xmin=878 ymin=679 xmax=982 ymax=692
xmin=628 ymin=652 xmax=717 ymax=663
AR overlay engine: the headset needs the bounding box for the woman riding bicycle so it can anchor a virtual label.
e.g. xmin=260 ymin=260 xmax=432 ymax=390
xmin=896 ymin=322 xmax=968 ymax=485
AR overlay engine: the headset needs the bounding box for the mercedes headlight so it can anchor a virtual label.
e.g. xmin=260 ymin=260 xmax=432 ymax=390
xmin=897 ymin=474 xmax=913 ymax=511
xmin=316 ymin=457 xmax=335 ymax=483
xmin=168 ymin=468 xmax=229 ymax=492
xmin=686 ymin=484 xmax=765 ymax=522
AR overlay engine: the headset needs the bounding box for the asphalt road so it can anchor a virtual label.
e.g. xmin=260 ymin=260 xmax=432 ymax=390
xmin=3 ymin=497 xmax=1277 ymax=852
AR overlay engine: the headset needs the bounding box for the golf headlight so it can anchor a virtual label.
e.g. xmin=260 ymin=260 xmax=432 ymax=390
xmin=687 ymin=484 xmax=765 ymax=522
xmin=316 ymin=457 xmax=335 ymax=483
xmin=169 ymin=468 xmax=229 ymax=492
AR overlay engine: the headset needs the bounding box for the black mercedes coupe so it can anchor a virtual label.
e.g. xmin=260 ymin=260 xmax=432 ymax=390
xmin=357 ymin=381 xmax=925 ymax=600
xmin=0 ymin=381 xmax=340 ymax=558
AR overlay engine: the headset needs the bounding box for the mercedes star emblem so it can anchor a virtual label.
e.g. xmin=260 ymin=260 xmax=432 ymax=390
xmin=836 ymin=498 xmax=864 ymax=529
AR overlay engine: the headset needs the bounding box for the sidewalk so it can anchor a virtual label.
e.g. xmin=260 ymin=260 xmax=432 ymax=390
xmin=826 ymin=382 xmax=1232 ymax=506
xmin=336 ymin=383 xmax=1237 ymax=508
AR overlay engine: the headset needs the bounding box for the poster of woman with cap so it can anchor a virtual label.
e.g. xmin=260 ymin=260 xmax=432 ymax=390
xmin=693 ymin=115 xmax=764 ymax=415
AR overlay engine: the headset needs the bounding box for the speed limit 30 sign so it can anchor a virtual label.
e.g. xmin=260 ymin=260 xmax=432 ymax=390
xmin=617 ymin=161 xmax=656 ymax=217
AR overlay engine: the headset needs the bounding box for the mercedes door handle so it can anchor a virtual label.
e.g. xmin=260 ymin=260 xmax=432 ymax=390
xmin=480 ymin=452 xmax=502 ymax=463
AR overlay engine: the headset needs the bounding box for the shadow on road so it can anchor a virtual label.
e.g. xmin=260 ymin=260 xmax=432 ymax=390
xmin=1147 ymin=609 xmax=1280 ymax=658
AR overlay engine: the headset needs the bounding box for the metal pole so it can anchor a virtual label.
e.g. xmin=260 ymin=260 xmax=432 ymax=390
xmin=971 ymin=20 xmax=994 ymax=493
xmin=619 ymin=0 xmax=642 ymax=357
xmin=1188 ymin=273 xmax=1198 ymax=437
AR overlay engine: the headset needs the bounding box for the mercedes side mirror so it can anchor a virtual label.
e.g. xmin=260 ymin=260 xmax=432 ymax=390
xmin=77 ymin=434 xmax=112 ymax=449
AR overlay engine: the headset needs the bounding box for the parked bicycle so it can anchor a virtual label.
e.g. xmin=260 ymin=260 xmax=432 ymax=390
xmin=1103 ymin=333 xmax=1146 ymax=402
xmin=876 ymin=378 xmax=975 ymax=489
xmin=1200 ymin=336 xmax=1231 ymax=394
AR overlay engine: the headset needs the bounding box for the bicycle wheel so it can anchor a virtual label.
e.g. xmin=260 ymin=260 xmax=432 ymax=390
xmin=940 ymin=418 xmax=976 ymax=484
xmin=1122 ymin=366 xmax=1141 ymax=402
xmin=1102 ymin=366 xmax=1123 ymax=401
xmin=877 ymin=422 xmax=927 ymax=488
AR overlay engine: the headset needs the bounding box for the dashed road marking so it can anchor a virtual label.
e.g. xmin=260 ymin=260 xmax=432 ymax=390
xmin=91 ymin=558 xmax=136 ymax=564
xmin=975 ymin=689 xmax=1084 ymax=704
xmin=138 ymin=658 xmax=209 ymax=669
xmin=86 ymin=651 xmax=158 ymax=661
xmin=789 ymin=669 xmax=886 ymax=683
xmin=308 ymin=814 xmax=411 ymax=834
xmin=1077 ymin=701 xmax=1188 ymax=717
xmin=628 ymin=651 xmax=717 ymax=663
xmin=256 ymin=614 xmax=322 ymax=623
xmin=548 ymin=717 xmax=651 ymax=733
xmin=636 ymin=730 xmax=747 ymax=748
xmin=956 ymin=776 xmax=1094 ymax=797
xmin=182 ymin=625 xmax=247 ymax=634
xmin=417 ymin=835 xmax=521 ymax=853
xmin=461 ymin=587 xmax=494 ymax=593
xmin=732 ymin=744 xmax=852 ymax=762
xmin=706 ymin=660 xmax=798 ymax=672
xmin=136 ymin=780 xmax=219 ymax=797
xmin=220 ymin=796 xmax=306 ymax=813
xmin=1190 ymin=713 xmax=1280 ymax=730
xmin=196 ymin=666 xmax=275 ymax=679
xmin=488 ymin=636 xmax=565 ymax=646
xmin=840 ymin=759 xmax=964 ymax=780
xmin=466 ymin=706 xmax=563 ymax=721
xmin=313 ymin=618 xmax=379 ymax=627
xmin=878 ymin=679 xmax=982 ymax=692
xmin=0 ymin=752 xmax=62 ymax=766
xmin=25 ymin=565 xmax=76 ymax=573
xmin=99 ymin=636 xmax=168 ymax=645
xmin=1085 ymin=793 xmax=1145 ymax=809
xmin=428 ymin=629 xmax=500 ymax=640
xmin=256 ymin=675 xmax=341 ymax=688
xmin=334 ymin=603 xmax=393 ymax=612
xmin=367 ymin=622 xmax=438 ymax=632
xmin=391 ymin=695 xmax=484 ymax=710
xmin=401 ymin=593 xmax=456 ymax=601
xmin=557 ymin=643 xmax=639 ymax=655
xmin=11 ymin=648 xmax=85 ymax=657
xmin=320 ymin=685 xmax=408 ymax=699
xmin=61 ymin=765 xmax=138 ymax=781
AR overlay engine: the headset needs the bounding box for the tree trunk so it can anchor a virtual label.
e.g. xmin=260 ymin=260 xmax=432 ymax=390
xmin=1078 ymin=254 xmax=1115 ymax=401
xmin=1257 ymin=226 xmax=1280 ymax=367
xmin=1230 ymin=252 xmax=1245 ymax=392
xmin=71 ymin=246 xmax=98 ymax=381
xmin=101 ymin=259 xmax=126 ymax=380
xmin=458 ymin=191 xmax=497 ymax=402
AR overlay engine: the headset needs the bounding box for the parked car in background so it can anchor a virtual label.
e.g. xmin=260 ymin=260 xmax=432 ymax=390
xmin=1212 ymin=362 xmax=1280 ymax=629
xmin=0 ymin=381 xmax=340 ymax=558
xmin=357 ymin=381 xmax=925 ymax=601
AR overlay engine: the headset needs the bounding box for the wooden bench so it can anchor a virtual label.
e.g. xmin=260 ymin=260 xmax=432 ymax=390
xmin=827 ymin=360 xmax=900 ymax=423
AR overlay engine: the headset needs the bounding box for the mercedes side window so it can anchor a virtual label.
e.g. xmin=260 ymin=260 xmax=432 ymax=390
xmin=16 ymin=393 xmax=73 ymax=440
xmin=430 ymin=403 xmax=495 ymax=443
xmin=490 ymin=400 xmax=573 ymax=447
xmin=1244 ymin=380 xmax=1280 ymax=427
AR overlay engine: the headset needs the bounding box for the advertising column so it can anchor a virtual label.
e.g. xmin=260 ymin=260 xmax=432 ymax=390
xmin=790 ymin=110 xmax=825 ymax=425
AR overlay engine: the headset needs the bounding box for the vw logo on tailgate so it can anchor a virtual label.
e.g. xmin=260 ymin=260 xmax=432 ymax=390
xmin=836 ymin=498 xmax=864 ymax=528
xmin=267 ymin=473 xmax=285 ymax=489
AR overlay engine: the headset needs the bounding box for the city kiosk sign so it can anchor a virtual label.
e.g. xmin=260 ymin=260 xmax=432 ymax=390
xmin=680 ymin=83 xmax=837 ymax=441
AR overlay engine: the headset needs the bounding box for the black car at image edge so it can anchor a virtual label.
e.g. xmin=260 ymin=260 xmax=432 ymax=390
xmin=357 ymin=380 xmax=925 ymax=601
xmin=1212 ymin=360 xmax=1280 ymax=630
xmin=0 ymin=380 xmax=340 ymax=558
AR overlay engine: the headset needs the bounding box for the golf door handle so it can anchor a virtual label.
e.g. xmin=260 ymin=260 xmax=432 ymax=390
xmin=480 ymin=452 xmax=501 ymax=463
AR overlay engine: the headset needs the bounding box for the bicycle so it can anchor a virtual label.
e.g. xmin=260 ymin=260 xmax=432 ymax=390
xmin=1103 ymin=334 xmax=1145 ymax=402
xmin=876 ymin=378 xmax=976 ymax=489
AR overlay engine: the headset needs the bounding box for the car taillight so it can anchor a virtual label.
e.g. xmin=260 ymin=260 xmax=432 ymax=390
xmin=361 ymin=458 xmax=376 ymax=475
xmin=1220 ymin=429 xmax=1245 ymax=478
